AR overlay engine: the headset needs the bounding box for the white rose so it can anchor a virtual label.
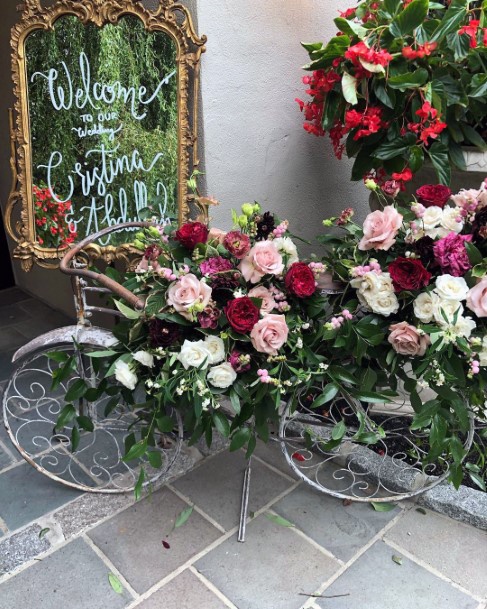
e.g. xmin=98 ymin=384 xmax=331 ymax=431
xmin=204 ymin=335 xmax=226 ymax=364
xmin=351 ymin=272 xmax=399 ymax=316
xmin=422 ymin=206 xmax=443 ymax=230
xmin=177 ymin=340 xmax=212 ymax=370
xmin=451 ymin=316 xmax=476 ymax=339
xmin=367 ymin=289 xmax=400 ymax=316
xmin=272 ymin=237 xmax=299 ymax=266
xmin=114 ymin=360 xmax=138 ymax=390
xmin=133 ymin=351 xmax=154 ymax=368
xmin=207 ymin=362 xmax=237 ymax=388
xmin=435 ymin=275 xmax=469 ymax=301
xmin=441 ymin=207 xmax=463 ymax=234
xmin=413 ymin=292 xmax=439 ymax=323
xmin=433 ymin=299 xmax=463 ymax=326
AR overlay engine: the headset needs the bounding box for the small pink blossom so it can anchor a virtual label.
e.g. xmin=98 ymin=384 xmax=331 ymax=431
xmin=159 ymin=267 xmax=177 ymax=281
xmin=411 ymin=202 xmax=426 ymax=218
xmin=342 ymin=309 xmax=353 ymax=320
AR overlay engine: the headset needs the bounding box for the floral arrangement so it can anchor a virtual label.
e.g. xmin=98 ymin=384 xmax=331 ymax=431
xmin=33 ymin=184 xmax=77 ymax=249
xmin=297 ymin=0 xmax=487 ymax=189
xmin=66 ymin=204 xmax=332 ymax=462
xmin=317 ymin=180 xmax=487 ymax=489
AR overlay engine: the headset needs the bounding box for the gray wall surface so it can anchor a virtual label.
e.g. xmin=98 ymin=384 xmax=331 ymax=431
xmin=0 ymin=0 xmax=367 ymax=315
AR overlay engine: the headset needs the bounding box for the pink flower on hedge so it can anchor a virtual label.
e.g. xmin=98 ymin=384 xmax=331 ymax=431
xmin=200 ymin=257 xmax=233 ymax=276
xmin=433 ymin=232 xmax=472 ymax=277
xmin=358 ymin=206 xmax=403 ymax=251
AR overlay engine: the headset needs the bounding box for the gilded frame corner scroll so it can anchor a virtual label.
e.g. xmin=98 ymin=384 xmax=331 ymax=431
xmin=5 ymin=0 xmax=207 ymax=271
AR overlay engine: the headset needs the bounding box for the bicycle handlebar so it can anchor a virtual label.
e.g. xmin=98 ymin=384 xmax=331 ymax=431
xmin=60 ymin=222 xmax=151 ymax=310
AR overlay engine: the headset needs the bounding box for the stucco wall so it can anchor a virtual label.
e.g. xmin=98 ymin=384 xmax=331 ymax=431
xmin=0 ymin=0 xmax=367 ymax=315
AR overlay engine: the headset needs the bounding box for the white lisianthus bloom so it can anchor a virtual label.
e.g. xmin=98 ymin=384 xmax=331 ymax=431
xmin=441 ymin=206 xmax=463 ymax=234
xmin=413 ymin=292 xmax=439 ymax=323
xmin=272 ymin=237 xmax=299 ymax=266
xmin=435 ymin=275 xmax=469 ymax=301
xmin=452 ymin=316 xmax=476 ymax=339
xmin=114 ymin=360 xmax=138 ymax=390
xmin=204 ymin=335 xmax=226 ymax=364
xmin=207 ymin=362 xmax=237 ymax=388
xmin=133 ymin=351 xmax=154 ymax=368
xmin=177 ymin=340 xmax=212 ymax=370
xmin=422 ymin=206 xmax=443 ymax=231
xmin=433 ymin=299 xmax=463 ymax=326
xmin=350 ymin=272 xmax=399 ymax=316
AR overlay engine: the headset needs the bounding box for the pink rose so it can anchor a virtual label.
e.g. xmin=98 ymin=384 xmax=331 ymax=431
xmin=167 ymin=273 xmax=212 ymax=320
xmin=250 ymin=314 xmax=289 ymax=355
xmin=208 ymin=227 xmax=226 ymax=245
xmin=388 ymin=322 xmax=430 ymax=357
xmin=433 ymin=233 xmax=472 ymax=277
xmin=467 ymin=278 xmax=487 ymax=318
xmin=239 ymin=241 xmax=284 ymax=283
xmin=248 ymin=286 xmax=277 ymax=314
xmin=358 ymin=206 xmax=403 ymax=251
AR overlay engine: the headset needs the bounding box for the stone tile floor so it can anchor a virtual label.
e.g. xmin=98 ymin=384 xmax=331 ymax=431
xmin=0 ymin=287 xmax=486 ymax=609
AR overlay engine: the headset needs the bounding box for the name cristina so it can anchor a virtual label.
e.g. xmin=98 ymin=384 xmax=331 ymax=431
xmin=31 ymin=51 xmax=176 ymax=121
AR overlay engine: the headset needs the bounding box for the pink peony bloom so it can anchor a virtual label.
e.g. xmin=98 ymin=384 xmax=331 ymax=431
xmin=467 ymin=278 xmax=487 ymax=318
xmin=248 ymin=285 xmax=277 ymax=314
xmin=358 ymin=206 xmax=403 ymax=251
xmin=239 ymin=241 xmax=284 ymax=284
xmin=223 ymin=231 xmax=251 ymax=259
xmin=166 ymin=274 xmax=212 ymax=320
xmin=200 ymin=257 xmax=234 ymax=276
xmin=388 ymin=322 xmax=430 ymax=357
xmin=250 ymin=314 xmax=289 ymax=355
xmin=433 ymin=232 xmax=472 ymax=277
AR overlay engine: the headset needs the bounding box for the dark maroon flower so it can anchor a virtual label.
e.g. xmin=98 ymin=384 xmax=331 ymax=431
xmin=413 ymin=236 xmax=436 ymax=266
xmin=255 ymin=212 xmax=276 ymax=241
xmin=197 ymin=303 xmax=221 ymax=330
xmin=224 ymin=297 xmax=260 ymax=333
xmin=229 ymin=349 xmax=251 ymax=373
xmin=223 ymin=231 xmax=251 ymax=259
xmin=472 ymin=207 xmax=487 ymax=242
xmin=416 ymin=185 xmax=452 ymax=208
xmin=285 ymin=263 xmax=317 ymax=298
xmin=144 ymin=245 xmax=163 ymax=261
xmin=388 ymin=257 xmax=432 ymax=292
xmin=175 ymin=222 xmax=209 ymax=249
xmin=148 ymin=319 xmax=182 ymax=348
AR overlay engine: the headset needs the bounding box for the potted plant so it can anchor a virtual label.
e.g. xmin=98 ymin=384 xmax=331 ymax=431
xmin=297 ymin=0 xmax=487 ymax=193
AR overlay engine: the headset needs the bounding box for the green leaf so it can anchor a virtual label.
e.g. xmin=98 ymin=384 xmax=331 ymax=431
xmin=351 ymin=147 xmax=375 ymax=181
xmin=55 ymin=404 xmax=76 ymax=430
xmin=468 ymin=472 xmax=486 ymax=492
xmin=108 ymin=573 xmax=124 ymax=595
xmin=384 ymin=0 xmax=401 ymax=15
xmin=301 ymin=41 xmax=323 ymax=53
xmin=416 ymin=507 xmax=427 ymax=514
xmin=408 ymin=145 xmax=424 ymax=173
xmin=430 ymin=0 xmax=468 ymax=43
xmin=65 ymin=379 xmax=88 ymax=402
xmin=229 ymin=427 xmax=251 ymax=452
xmin=71 ymin=426 xmax=80 ymax=451
xmin=329 ymin=366 xmax=358 ymax=385
xmin=38 ymin=527 xmax=50 ymax=539
xmin=374 ymin=138 xmax=410 ymax=160
xmin=373 ymin=83 xmax=396 ymax=109
xmin=392 ymin=555 xmax=403 ymax=565
xmin=174 ymin=506 xmax=194 ymax=529
xmin=460 ymin=124 xmax=487 ymax=151
xmin=156 ymin=416 xmax=175 ymax=433
xmin=449 ymin=141 xmax=467 ymax=171
xmin=331 ymin=420 xmax=347 ymax=441
xmin=265 ymin=512 xmax=295 ymax=528
xmin=212 ymin=411 xmax=231 ymax=438
xmin=134 ymin=467 xmax=145 ymax=501
xmin=76 ymin=415 xmax=94 ymax=432
xmin=322 ymin=91 xmax=340 ymax=131
xmin=389 ymin=0 xmax=429 ymax=37
xmin=46 ymin=351 xmax=69 ymax=363
xmin=427 ymin=142 xmax=451 ymax=185
xmin=342 ymin=72 xmax=358 ymax=105
xmin=147 ymin=450 xmax=162 ymax=469
xmin=304 ymin=36 xmax=351 ymax=70
xmin=123 ymin=441 xmax=147 ymax=462
xmin=465 ymin=242 xmax=483 ymax=266
xmin=113 ymin=300 xmax=142 ymax=320
xmin=311 ymin=383 xmax=339 ymax=408
xmin=388 ymin=69 xmax=429 ymax=90
xmin=334 ymin=17 xmax=367 ymax=38
xmin=371 ymin=502 xmax=397 ymax=512
xmin=87 ymin=350 xmax=118 ymax=358
xmin=229 ymin=389 xmax=241 ymax=415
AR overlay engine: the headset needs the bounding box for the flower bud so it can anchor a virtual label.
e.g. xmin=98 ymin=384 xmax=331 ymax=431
xmin=133 ymin=240 xmax=145 ymax=250
xmin=241 ymin=203 xmax=254 ymax=217
xmin=135 ymin=232 xmax=146 ymax=240
xmin=238 ymin=214 xmax=248 ymax=228
xmin=148 ymin=226 xmax=161 ymax=238
xmin=365 ymin=179 xmax=379 ymax=191
xmin=253 ymin=203 xmax=261 ymax=213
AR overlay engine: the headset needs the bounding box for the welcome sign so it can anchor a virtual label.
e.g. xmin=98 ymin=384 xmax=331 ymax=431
xmin=26 ymin=15 xmax=178 ymax=247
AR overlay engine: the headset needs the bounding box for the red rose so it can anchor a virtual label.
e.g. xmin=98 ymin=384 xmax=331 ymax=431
xmin=224 ymin=297 xmax=260 ymax=333
xmin=175 ymin=222 xmax=209 ymax=249
xmin=388 ymin=257 xmax=432 ymax=292
xmin=285 ymin=262 xmax=317 ymax=298
xmin=416 ymin=185 xmax=452 ymax=208
xmin=223 ymin=231 xmax=251 ymax=259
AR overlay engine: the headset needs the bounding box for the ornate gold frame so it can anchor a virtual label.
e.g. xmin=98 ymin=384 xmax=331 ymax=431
xmin=5 ymin=0 xmax=207 ymax=271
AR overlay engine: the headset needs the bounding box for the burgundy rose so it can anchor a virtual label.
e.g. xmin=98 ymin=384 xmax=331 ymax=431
xmin=197 ymin=303 xmax=221 ymax=330
xmin=413 ymin=236 xmax=435 ymax=266
xmin=224 ymin=297 xmax=260 ymax=333
xmin=388 ymin=257 xmax=432 ymax=292
xmin=200 ymin=257 xmax=233 ymax=276
xmin=472 ymin=207 xmax=487 ymax=242
xmin=285 ymin=262 xmax=317 ymax=298
xmin=416 ymin=185 xmax=452 ymax=208
xmin=433 ymin=233 xmax=472 ymax=277
xmin=175 ymin=222 xmax=209 ymax=249
xmin=223 ymin=231 xmax=251 ymax=259
xmin=149 ymin=319 xmax=181 ymax=348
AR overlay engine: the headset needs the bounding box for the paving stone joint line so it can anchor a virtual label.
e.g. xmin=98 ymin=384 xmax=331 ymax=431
xmin=188 ymin=565 xmax=240 ymax=609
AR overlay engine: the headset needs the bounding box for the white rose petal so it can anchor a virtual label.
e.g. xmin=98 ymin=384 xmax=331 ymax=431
xmin=441 ymin=206 xmax=463 ymax=234
xmin=272 ymin=237 xmax=299 ymax=266
xmin=433 ymin=299 xmax=463 ymax=326
xmin=435 ymin=275 xmax=469 ymax=301
xmin=177 ymin=340 xmax=213 ymax=370
xmin=422 ymin=206 xmax=443 ymax=231
xmin=452 ymin=316 xmax=476 ymax=339
xmin=114 ymin=360 xmax=138 ymax=390
xmin=350 ymin=272 xmax=399 ymax=316
xmin=207 ymin=362 xmax=237 ymax=388
xmin=133 ymin=351 xmax=154 ymax=368
xmin=413 ymin=292 xmax=439 ymax=323
xmin=204 ymin=335 xmax=226 ymax=364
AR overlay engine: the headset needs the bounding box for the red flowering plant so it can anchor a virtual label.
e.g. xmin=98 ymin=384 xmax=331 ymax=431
xmin=297 ymin=0 xmax=487 ymax=189
xmin=64 ymin=203 xmax=332 ymax=460
xmin=33 ymin=184 xmax=77 ymax=249
xmin=315 ymin=181 xmax=487 ymax=489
